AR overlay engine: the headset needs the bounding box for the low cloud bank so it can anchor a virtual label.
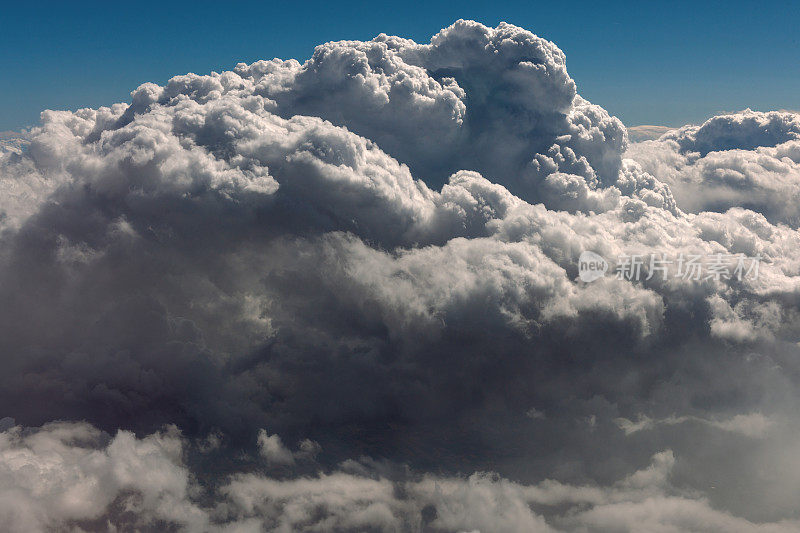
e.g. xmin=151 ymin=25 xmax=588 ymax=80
xmin=3 ymin=422 xmax=798 ymax=533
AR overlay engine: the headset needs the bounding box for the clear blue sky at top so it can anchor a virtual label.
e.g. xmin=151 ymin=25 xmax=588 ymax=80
xmin=1 ymin=0 xmax=798 ymax=132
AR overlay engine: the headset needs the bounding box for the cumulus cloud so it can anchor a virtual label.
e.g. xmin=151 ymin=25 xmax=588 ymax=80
xmin=255 ymin=429 xmax=319 ymax=466
xmin=3 ymin=422 xmax=799 ymax=532
xmin=626 ymin=109 xmax=800 ymax=225
xmin=1 ymin=19 xmax=800 ymax=530
xmin=0 ymin=422 xmax=209 ymax=532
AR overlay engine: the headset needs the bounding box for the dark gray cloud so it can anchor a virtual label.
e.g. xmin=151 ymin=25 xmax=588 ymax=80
xmin=1 ymin=20 xmax=800 ymax=532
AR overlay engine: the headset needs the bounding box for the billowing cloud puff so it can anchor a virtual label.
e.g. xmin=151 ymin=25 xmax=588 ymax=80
xmin=2 ymin=20 xmax=800 ymax=530
xmin=663 ymin=110 xmax=800 ymax=155
xmin=627 ymin=109 xmax=800 ymax=225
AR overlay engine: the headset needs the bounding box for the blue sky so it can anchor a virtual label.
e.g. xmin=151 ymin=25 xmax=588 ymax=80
xmin=1 ymin=0 xmax=798 ymax=132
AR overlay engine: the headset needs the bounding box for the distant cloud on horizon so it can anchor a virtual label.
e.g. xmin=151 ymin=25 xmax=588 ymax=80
xmin=0 ymin=130 xmax=24 ymax=141
xmin=627 ymin=124 xmax=674 ymax=142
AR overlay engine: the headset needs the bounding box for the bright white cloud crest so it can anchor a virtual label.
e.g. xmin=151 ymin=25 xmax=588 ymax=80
xmin=1 ymin=19 xmax=800 ymax=532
